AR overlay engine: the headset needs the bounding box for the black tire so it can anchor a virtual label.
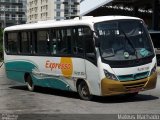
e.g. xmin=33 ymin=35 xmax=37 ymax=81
xmin=125 ymin=92 xmax=138 ymax=97
xmin=26 ymin=74 xmax=34 ymax=91
xmin=77 ymin=81 xmax=93 ymax=101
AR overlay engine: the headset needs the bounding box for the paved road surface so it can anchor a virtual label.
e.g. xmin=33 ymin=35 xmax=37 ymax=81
xmin=0 ymin=64 xmax=159 ymax=119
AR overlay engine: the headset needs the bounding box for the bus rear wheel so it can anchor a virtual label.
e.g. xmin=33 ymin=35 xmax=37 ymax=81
xmin=26 ymin=74 xmax=34 ymax=91
xmin=77 ymin=81 xmax=93 ymax=101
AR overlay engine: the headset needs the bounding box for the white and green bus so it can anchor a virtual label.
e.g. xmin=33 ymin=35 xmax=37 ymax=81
xmin=3 ymin=16 xmax=157 ymax=100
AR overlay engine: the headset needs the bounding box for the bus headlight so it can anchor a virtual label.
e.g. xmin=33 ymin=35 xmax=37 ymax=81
xmin=150 ymin=64 xmax=157 ymax=76
xmin=104 ymin=69 xmax=118 ymax=80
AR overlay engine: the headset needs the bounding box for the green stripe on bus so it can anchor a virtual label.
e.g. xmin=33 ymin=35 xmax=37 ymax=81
xmin=5 ymin=61 xmax=71 ymax=91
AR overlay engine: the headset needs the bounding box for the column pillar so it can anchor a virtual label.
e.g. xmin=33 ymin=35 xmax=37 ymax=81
xmin=152 ymin=0 xmax=159 ymax=30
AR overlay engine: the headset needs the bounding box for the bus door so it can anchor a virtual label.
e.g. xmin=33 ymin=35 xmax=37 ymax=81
xmin=72 ymin=27 xmax=87 ymax=79
xmin=83 ymin=28 xmax=99 ymax=95
xmin=72 ymin=27 xmax=97 ymax=80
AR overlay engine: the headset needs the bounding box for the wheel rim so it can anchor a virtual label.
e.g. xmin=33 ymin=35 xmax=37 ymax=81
xmin=26 ymin=75 xmax=34 ymax=91
xmin=28 ymin=77 xmax=33 ymax=87
xmin=81 ymin=85 xmax=89 ymax=97
xmin=78 ymin=81 xmax=92 ymax=100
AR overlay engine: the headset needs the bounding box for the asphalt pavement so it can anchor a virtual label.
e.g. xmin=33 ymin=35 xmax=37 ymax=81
xmin=0 ymin=64 xmax=160 ymax=120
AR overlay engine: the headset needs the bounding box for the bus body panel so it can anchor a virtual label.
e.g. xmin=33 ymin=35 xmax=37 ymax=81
xmin=4 ymin=54 xmax=101 ymax=95
xmin=4 ymin=52 xmax=157 ymax=96
xmin=85 ymin=60 xmax=100 ymax=96
xmin=4 ymin=54 xmax=89 ymax=92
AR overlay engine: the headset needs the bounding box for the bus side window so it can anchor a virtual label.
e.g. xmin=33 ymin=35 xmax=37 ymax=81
xmin=4 ymin=33 xmax=8 ymax=53
xmin=6 ymin=32 xmax=18 ymax=54
xmin=66 ymin=29 xmax=72 ymax=54
xmin=32 ymin=31 xmax=37 ymax=54
xmin=56 ymin=28 xmax=72 ymax=55
xmin=20 ymin=32 xmax=31 ymax=54
xmin=83 ymin=28 xmax=95 ymax=53
xmin=51 ymin=29 xmax=57 ymax=55
xmin=36 ymin=30 xmax=50 ymax=54
xmin=56 ymin=29 xmax=64 ymax=54
xmin=83 ymin=27 xmax=96 ymax=64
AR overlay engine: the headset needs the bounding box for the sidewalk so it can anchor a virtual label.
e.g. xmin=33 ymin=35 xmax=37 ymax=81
xmin=0 ymin=62 xmax=4 ymax=77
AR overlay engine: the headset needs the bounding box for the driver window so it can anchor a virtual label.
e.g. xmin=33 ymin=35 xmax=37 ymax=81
xmin=83 ymin=28 xmax=96 ymax=62
xmin=72 ymin=27 xmax=85 ymax=55
xmin=72 ymin=27 xmax=96 ymax=63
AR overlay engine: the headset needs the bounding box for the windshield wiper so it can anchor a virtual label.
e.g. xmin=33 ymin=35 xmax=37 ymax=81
xmin=120 ymin=28 xmax=138 ymax=59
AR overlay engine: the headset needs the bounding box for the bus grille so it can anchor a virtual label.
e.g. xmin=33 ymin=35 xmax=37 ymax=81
xmin=118 ymin=71 xmax=149 ymax=81
xmin=123 ymin=81 xmax=147 ymax=92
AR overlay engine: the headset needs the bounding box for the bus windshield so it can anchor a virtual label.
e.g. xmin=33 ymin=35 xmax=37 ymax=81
xmin=94 ymin=20 xmax=154 ymax=61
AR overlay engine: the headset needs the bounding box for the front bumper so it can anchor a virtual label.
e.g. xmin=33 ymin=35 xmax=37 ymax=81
xmin=101 ymin=72 xmax=157 ymax=96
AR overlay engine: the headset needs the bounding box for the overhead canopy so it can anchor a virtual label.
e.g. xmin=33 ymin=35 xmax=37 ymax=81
xmin=80 ymin=0 xmax=160 ymax=30
xmin=80 ymin=0 xmax=113 ymax=16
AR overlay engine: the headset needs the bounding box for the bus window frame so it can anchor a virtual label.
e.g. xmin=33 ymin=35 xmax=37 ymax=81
xmin=34 ymin=29 xmax=51 ymax=55
xmin=5 ymin=31 xmax=19 ymax=54
xmin=19 ymin=31 xmax=32 ymax=55
xmin=4 ymin=25 xmax=97 ymax=65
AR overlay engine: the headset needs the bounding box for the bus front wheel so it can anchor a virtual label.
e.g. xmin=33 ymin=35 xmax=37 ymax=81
xmin=26 ymin=74 xmax=34 ymax=91
xmin=77 ymin=81 xmax=93 ymax=101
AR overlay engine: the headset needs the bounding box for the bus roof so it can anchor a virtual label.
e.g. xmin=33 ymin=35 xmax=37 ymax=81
xmin=4 ymin=16 xmax=141 ymax=31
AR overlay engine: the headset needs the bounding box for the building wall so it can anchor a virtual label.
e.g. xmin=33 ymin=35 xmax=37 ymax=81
xmin=0 ymin=0 xmax=27 ymax=28
xmin=27 ymin=0 xmax=55 ymax=23
xmin=27 ymin=0 xmax=80 ymax=23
